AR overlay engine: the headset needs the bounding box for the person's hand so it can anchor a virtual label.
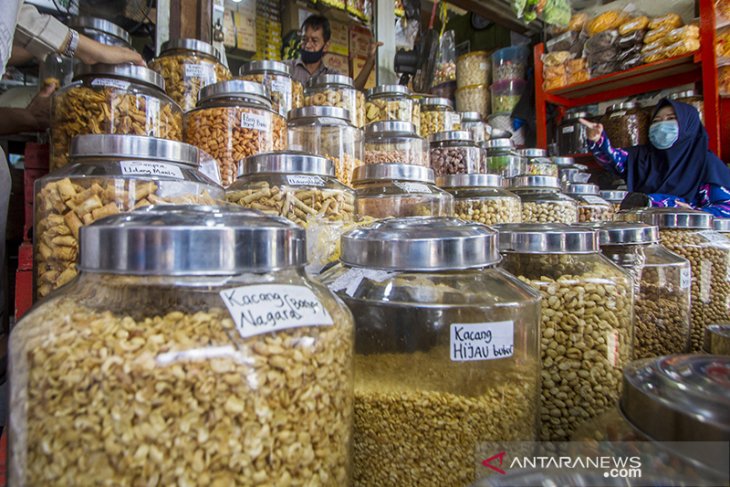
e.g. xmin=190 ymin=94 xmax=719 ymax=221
xmin=26 ymin=83 xmax=57 ymax=130
xmin=76 ymin=35 xmax=145 ymax=66
xmin=579 ymin=118 xmax=604 ymax=143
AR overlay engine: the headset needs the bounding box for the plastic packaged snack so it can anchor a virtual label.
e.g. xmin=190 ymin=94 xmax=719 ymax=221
xmin=648 ymin=13 xmax=683 ymax=31
xmin=643 ymin=47 xmax=666 ymax=64
xmin=664 ymin=25 xmax=700 ymax=45
xmin=568 ymin=69 xmax=590 ymax=84
xmin=716 ymin=27 xmax=730 ymax=58
xmin=432 ymin=30 xmax=457 ymax=86
xmin=586 ymin=10 xmax=624 ymax=36
xmin=641 ymin=39 xmax=664 ymax=55
xmin=587 ymin=48 xmax=619 ymax=65
xmin=620 ymin=54 xmax=643 ymax=70
xmin=546 ymin=31 xmax=578 ymax=53
xmin=719 ymin=65 xmax=730 ymax=96
xmin=591 ymin=62 xmax=618 ymax=76
xmin=619 ymin=15 xmax=649 ymax=35
xmin=566 ymin=57 xmax=588 ymax=73
xmin=544 ymin=64 xmax=567 ymax=79
xmin=568 ymin=12 xmax=588 ymax=32
xmin=584 ymin=29 xmax=619 ymax=53
xmin=618 ymin=45 xmax=642 ymax=62
xmin=664 ymin=38 xmax=700 ymax=58
xmin=643 ymin=27 xmax=672 ymax=45
xmin=569 ymin=33 xmax=587 ymax=56
xmin=544 ymin=75 xmax=568 ymax=91
xmin=618 ymin=30 xmax=646 ymax=49
xmin=543 ymin=50 xmax=572 ymax=66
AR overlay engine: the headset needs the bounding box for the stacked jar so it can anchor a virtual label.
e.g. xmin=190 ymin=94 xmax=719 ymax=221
xmin=288 ymin=106 xmax=363 ymax=186
xmin=600 ymin=190 xmax=628 ymax=214
xmin=305 ymin=74 xmax=364 ymax=128
xmin=364 ymin=121 xmax=428 ymax=167
xmin=669 ymin=89 xmax=704 ymax=123
xmin=713 ymin=217 xmax=730 ymax=237
xmin=364 ymin=85 xmax=420 ymax=132
xmin=419 ymin=98 xmax=460 ymax=138
xmin=510 ymin=176 xmax=579 ymax=224
xmin=557 ymin=111 xmax=592 ymax=155
xmin=69 ymin=16 xmax=133 ymax=48
xmin=565 ymin=183 xmax=613 ymax=222
xmin=460 ymin=112 xmax=488 ymax=144
xmin=50 ymin=64 xmax=183 ymax=170
xmin=322 ymin=218 xmax=541 ymax=486
xmin=239 ymin=60 xmax=300 ymax=118
xmin=491 ymin=46 xmax=528 ymax=115
xmin=437 ymin=174 xmax=521 ymax=225
xmin=455 ymin=51 xmax=490 ymax=119
xmin=184 ymin=80 xmax=287 ymax=186
xmin=484 ymin=138 xmax=523 ymax=179
xmin=351 ymin=164 xmax=453 ymax=219
xmin=14 ymin=206 xmax=354 ymax=485
xmin=518 ymin=149 xmax=559 ymax=177
xmin=498 ymin=223 xmax=634 ymax=441
xmin=704 ymin=324 xmax=730 ymax=354
xmin=601 ymin=102 xmax=649 ymax=148
xmin=429 ymin=131 xmax=482 ymax=176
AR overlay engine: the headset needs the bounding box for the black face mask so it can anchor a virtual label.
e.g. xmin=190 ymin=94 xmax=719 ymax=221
xmin=301 ymin=48 xmax=324 ymax=64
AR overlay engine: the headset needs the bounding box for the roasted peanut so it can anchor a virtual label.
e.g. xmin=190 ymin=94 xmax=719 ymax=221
xmin=454 ymin=198 xmax=522 ymax=225
xmin=521 ymin=201 xmax=579 ymax=224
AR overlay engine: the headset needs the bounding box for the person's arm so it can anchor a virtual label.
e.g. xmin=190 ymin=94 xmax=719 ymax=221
xmin=690 ymin=183 xmax=730 ymax=217
xmin=353 ymin=40 xmax=382 ymax=90
xmin=579 ymin=118 xmax=628 ymax=178
xmin=0 ymin=83 xmax=55 ymax=135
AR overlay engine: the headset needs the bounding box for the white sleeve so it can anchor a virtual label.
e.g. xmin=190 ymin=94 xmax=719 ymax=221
xmin=14 ymin=3 xmax=70 ymax=59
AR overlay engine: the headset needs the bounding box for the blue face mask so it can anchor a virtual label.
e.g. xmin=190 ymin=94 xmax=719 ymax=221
xmin=649 ymin=120 xmax=680 ymax=150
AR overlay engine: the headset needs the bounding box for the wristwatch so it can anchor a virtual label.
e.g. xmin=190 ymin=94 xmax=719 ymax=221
xmin=62 ymin=29 xmax=79 ymax=58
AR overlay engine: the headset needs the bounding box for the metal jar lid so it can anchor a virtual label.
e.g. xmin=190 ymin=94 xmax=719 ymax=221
xmin=430 ymin=130 xmax=473 ymax=143
xmin=160 ymin=38 xmax=221 ymax=61
xmin=352 ymin=164 xmax=434 ymax=184
xmin=517 ymin=148 xmax=548 ymax=158
xmin=600 ymin=190 xmax=628 ymax=202
xmin=495 ymin=223 xmax=598 ymax=254
xmin=670 ymin=89 xmax=698 ymax=100
xmin=79 ymin=205 xmax=305 ymax=274
xmin=239 ymin=60 xmax=291 ymax=77
xmin=484 ymin=138 xmax=514 ymax=150
xmin=713 ymin=218 xmax=730 ymax=232
xmin=420 ymin=97 xmax=453 ymax=109
xmin=638 ymin=208 xmax=714 ymax=230
xmin=459 ymin=112 xmax=482 ymax=123
xmin=510 ymin=175 xmax=561 ymax=190
xmin=69 ymin=16 xmax=132 ymax=46
xmin=366 ymin=84 xmax=411 ymax=98
xmin=565 ymin=183 xmax=600 ymax=196
xmin=621 ymin=355 xmax=730 ymax=441
xmin=70 ymin=135 xmax=199 ymax=166
xmin=593 ymin=222 xmax=659 ymax=245
xmin=307 ymin=73 xmax=354 ymax=88
xmin=436 ymin=174 xmax=503 ymax=189
xmin=608 ymin=101 xmax=638 ymax=112
xmin=288 ymin=106 xmax=351 ymax=123
xmin=198 ymin=80 xmax=272 ymax=108
xmin=704 ymin=325 xmax=730 ymax=354
xmin=365 ymin=121 xmax=417 ymax=136
xmin=341 ymin=217 xmax=500 ymax=270
xmin=563 ymin=110 xmax=589 ymax=121
xmin=75 ymin=64 xmax=165 ymax=91
xmin=239 ymin=151 xmax=334 ymax=177
xmin=552 ymin=156 xmax=575 ymax=166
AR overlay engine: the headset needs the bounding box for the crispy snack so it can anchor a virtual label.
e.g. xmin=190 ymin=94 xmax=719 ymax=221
xmin=304 ymin=87 xmax=365 ymax=128
xmin=619 ymin=15 xmax=649 ymax=35
xmin=648 ymin=13 xmax=683 ymax=31
xmin=149 ymin=54 xmax=231 ymax=112
xmin=586 ymin=10 xmax=624 ymax=37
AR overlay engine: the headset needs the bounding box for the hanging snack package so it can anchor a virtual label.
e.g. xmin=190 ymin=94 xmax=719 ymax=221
xmin=585 ymin=10 xmax=625 ymax=37
xmin=432 ymin=30 xmax=457 ymax=87
xmin=648 ymin=13 xmax=683 ymax=31
xmin=542 ymin=50 xmax=572 ymax=66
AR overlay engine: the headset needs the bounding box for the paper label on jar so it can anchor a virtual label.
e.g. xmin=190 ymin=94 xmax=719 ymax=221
xmin=328 ymin=268 xmax=394 ymax=297
xmin=120 ymin=161 xmax=184 ymax=179
xmin=581 ymin=195 xmax=608 ymax=205
xmin=271 ymin=78 xmax=292 ymax=95
xmin=220 ymin=284 xmax=334 ymax=338
xmin=240 ymin=112 xmax=270 ymax=131
xmin=450 ymin=321 xmax=514 ymax=362
xmin=446 ymin=112 xmax=461 ymax=129
xmin=609 ymin=110 xmax=627 ymax=118
xmin=562 ymin=126 xmax=575 ymax=134
xmin=184 ymin=63 xmax=216 ymax=86
xmin=286 ymin=175 xmax=325 ymax=187
xmin=680 ymin=267 xmax=691 ymax=289
xmin=393 ymin=182 xmax=432 ymax=194
xmin=91 ymin=78 xmax=131 ymax=90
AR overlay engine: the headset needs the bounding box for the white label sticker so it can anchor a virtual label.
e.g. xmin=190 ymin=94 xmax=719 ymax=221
xmin=328 ymin=268 xmax=394 ymax=297
xmin=241 ymin=112 xmax=270 ymax=131
xmin=562 ymin=126 xmax=575 ymax=134
xmin=450 ymin=321 xmax=514 ymax=362
xmin=119 ymin=161 xmax=184 ymax=179
xmin=680 ymin=267 xmax=691 ymax=289
xmin=394 ymin=181 xmax=432 ymax=194
xmin=91 ymin=78 xmax=130 ymax=90
xmin=479 ymin=62 xmax=488 ymax=70
xmin=581 ymin=195 xmax=608 ymax=205
xmin=446 ymin=112 xmax=461 ymax=129
xmin=184 ymin=63 xmax=217 ymax=86
xmin=220 ymin=284 xmax=334 ymax=338
xmin=271 ymin=78 xmax=292 ymax=94
xmin=286 ymin=175 xmax=325 ymax=187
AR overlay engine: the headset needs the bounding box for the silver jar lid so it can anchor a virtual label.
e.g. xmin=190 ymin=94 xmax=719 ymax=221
xmin=160 ymin=38 xmax=221 ymax=61
xmin=704 ymin=324 xmax=730 ymax=354
xmin=288 ymin=106 xmax=351 ymax=123
xmin=484 ymin=138 xmax=514 ymax=150
xmin=621 ymin=355 xmax=730 ymax=441
xmin=75 ymin=64 xmax=165 ymax=91
xmin=79 ymin=205 xmax=305 ymax=274
xmin=593 ymin=222 xmax=659 ymax=245
xmin=365 ymin=121 xmax=417 ymax=136
xmin=239 ymin=151 xmax=334 ymax=177
xmin=307 ymin=73 xmax=354 ymax=88
xmin=341 ymin=217 xmax=500 ymax=270
xmin=69 ymin=16 xmax=132 ymax=46
xmin=713 ymin=218 xmax=730 ymax=232
xmin=670 ymin=89 xmax=698 ymax=100
xmin=564 ymin=110 xmax=589 ymax=120
xmin=239 ymin=60 xmax=291 ymax=77
xmin=459 ymin=112 xmax=482 ymax=122
xmin=352 ymin=164 xmax=434 ymax=184
xmin=495 ymin=223 xmax=599 ymax=254
xmin=600 ymin=190 xmax=628 ymax=202
xmin=436 ymin=174 xmax=503 ymax=189
xmin=198 ymin=80 xmax=272 ymax=108
xmin=552 ymin=156 xmax=575 ymax=166
xmin=638 ymin=208 xmax=714 ymax=230
xmin=430 ymin=130 xmax=473 ymax=143
xmin=366 ymin=84 xmax=411 ymax=98
xmin=70 ymin=135 xmax=199 ymax=166
xmin=510 ymin=175 xmax=561 ymax=189
xmin=420 ymin=97 xmax=453 ymax=109
xmin=518 ymin=148 xmax=548 ymax=158
xmin=565 ymin=183 xmax=600 ymax=196
xmin=608 ymin=101 xmax=638 ymax=112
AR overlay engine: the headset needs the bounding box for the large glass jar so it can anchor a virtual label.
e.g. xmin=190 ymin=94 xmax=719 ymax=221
xmin=600 ymin=189 xmax=628 ymax=214
xmin=51 ymin=64 xmax=183 ymax=170
xmin=321 ymin=218 xmax=541 ymax=486
xmin=352 ymin=164 xmax=453 ymax=218
xmin=438 ymin=173 xmax=521 ymax=225
xmin=713 ymin=217 xmax=730 ymax=237
xmin=364 ymin=121 xmax=428 ymax=167
xmin=670 ymin=89 xmax=704 ymax=123
xmin=565 ymin=183 xmax=613 ymax=222
xmin=523 ymin=157 xmax=559 ymax=177
xmin=601 ymin=101 xmax=649 ymax=148
xmin=184 ymin=80 xmax=287 ymax=187
xmin=149 ymin=39 xmax=231 ymax=113
xmin=429 ymin=130 xmax=482 ymax=175
xmin=704 ymin=324 xmax=730 ymax=354
xmin=558 ymin=165 xmax=591 ymax=184
xmin=305 ymin=74 xmax=364 ymax=128
xmin=364 ymin=85 xmax=419 ymax=130
xmin=288 ymin=106 xmax=363 ymax=186
xmin=460 ymin=111 xmax=488 ymax=144
xmin=419 ymin=97 xmax=460 ymax=138
xmin=69 ymin=16 xmax=132 ymax=48
xmin=483 ymin=137 xmax=515 ymax=158
xmin=557 ymin=110 xmax=591 ymax=155
xmin=484 ymin=138 xmax=523 ymax=179
xmin=239 ymin=60 xmax=297 ymax=118
xmin=517 ymin=148 xmax=549 ymax=160
xmin=510 ymin=176 xmax=579 ymax=224
xmin=34 ymin=135 xmax=223 ymax=298
xmin=498 ymin=223 xmax=634 ymax=441
xmin=12 ymin=206 xmax=354 ymax=486
xmin=595 ymin=223 xmax=691 ymax=358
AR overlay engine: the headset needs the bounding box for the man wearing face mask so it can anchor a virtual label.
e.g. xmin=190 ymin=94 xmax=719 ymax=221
xmin=579 ymin=98 xmax=730 ymax=216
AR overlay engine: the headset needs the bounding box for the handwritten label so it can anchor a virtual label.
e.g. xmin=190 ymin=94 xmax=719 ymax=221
xmin=287 ymin=175 xmax=325 ymax=186
xmin=220 ymin=284 xmax=333 ymax=338
xmin=119 ymin=161 xmax=184 ymax=179
xmin=562 ymin=126 xmax=575 ymax=134
xmin=184 ymin=63 xmax=216 ymax=86
xmin=328 ymin=268 xmax=393 ymax=297
xmin=680 ymin=267 xmax=691 ymax=290
xmin=581 ymin=195 xmax=608 ymax=205
xmin=446 ymin=112 xmax=461 ymax=129
xmin=450 ymin=321 xmax=514 ymax=362
xmin=271 ymin=78 xmax=292 ymax=94
xmin=91 ymin=78 xmax=130 ymax=90
xmin=241 ymin=112 xmax=270 ymax=131
xmin=394 ymin=182 xmax=432 ymax=194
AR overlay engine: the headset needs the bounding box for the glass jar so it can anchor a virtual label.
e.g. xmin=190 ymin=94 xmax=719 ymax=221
xmin=460 ymin=112 xmax=488 ymax=144
xmin=517 ymin=148 xmax=549 ymax=160
xmin=509 ymin=176 xmax=579 ymax=224
xmin=670 ymin=89 xmax=704 ymax=124
xmin=596 ymin=223 xmax=691 ymax=358
xmin=419 ymin=98 xmax=459 ymax=138
xmin=239 ymin=60 xmax=296 ymax=118
xmin=69 ymin=16 xmax=133 ymax=48
xmin=498 ymin=223 xmax=634 ymax=441
xmin=34 ymin=134 xmax=223 ymax=298
xmin=40 ymin=53 xmax=73 ymax=89
xmin=364 ymin=121 xmax=428 ymax=167
xmin=704 ymin=324 xmax=730 ymax=354
xmin=149 ymin=39 xmax=232 ymax=113
xmin=288 ymin=106 xmax=363 ymax=186
xmin=552 ymin=156 xmax=575 ymax=167
xmin=523 ymin=157 xmax=559 ymax=177
xmin=304 ymin=74 xmax=364 ymax=128
xmin=456 ymin=50 xmax=490 ymax=88
xmin=600 ymin=189 xmax=628 ymax=214
xmin=484 ymin=138 xmax=515 ymax=158
xmin=713 ymin=217 xmax=730 ymax=237
xmin=559 ymin=165 xmax=591 ymax=184
xmin=292 ymin=79 xmax=304 ymax=109
xmin=184 ymin=80 xmax=287 ymax=187
xmin=321 ymin=218 xmax=541 ymax=486
xmin=438 ymin=173 xmax=521 ymax=225
xmin=601 ymin=101 xmax=649 ymax=148
xmin=12 ymin=206 xmax=354 ymax=486
xmin=565 ymin=183 xmax=613 ymax=222
xmin=51 ymin=64 xmax=184 ymax=170
xmin=429 ymin=130 xmax=482 ymax=175
xmin=455 ymin=84 xmax=490 ymax=119
xmin=352 ymin=164 xmax=453 ymax=218
xmin=364 ymin=85 xmax=419 ymax=130
xmin=557 ymin=111 xmax=592 ymax=155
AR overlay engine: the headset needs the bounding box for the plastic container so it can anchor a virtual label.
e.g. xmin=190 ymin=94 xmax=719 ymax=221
xmin=456 ymin=50 xmax=490 ymax=88
xmin=69 ymin=16 xmax=132 ymax=48
xmin=704 ymin=324 xmax=730 ymax=354
xmin=364 ymin=85 xmax=419 ymax=130
xmin=429 ymin=131 xmax=482 ymax=175
xmin=509 ymin=176 xmax=579 ymax=224
xmin=364 ymin=121 xmax=428 ymax=167
xmin=321 ymin=218 xmax=541 ymax=486
xmin=498 ymin=223 xmax=634 ymax=441
xmin=51 ymin=64 xmax=183 ymax=170
xmin=419 ymin=98 xmax=460 ymax=138
xmin=459 ymin=112 xmax=488 ymax=144
xmin=149 ymin=39 xmax=231 ymax=112
xmin=13 ymin=206 xmax=354 ymax=486
xmin=455 ymin=84 xmax=489 ymax=119
xmin=601 ymin=101 xmax=649 ymax=148
xmin=600 ymin=189 xmax=628 ymax=213
xmin=351 ymin=164 xmax=453 ymax=218
xmin=557 ymin=110 xmax=591 ymax=155
xmin=669 ymin=89 xmax=704 ymax=124
xmin=184 ymin=80 xmax=287 ymax=187
xmin=438 ymin=174 xmax=521 ymax=225
xmin=491 ymin=45 xmax=529 ymax=82
xmin=287 ymin=106 xmax=363 ymax=186
xmin=239 ymin=60 xmax=297 ymax=118
xmin=565 ymin=183 xmax=613 ymax=222
xmin=491 ymin=79 xmax=526 ymax=113
xmin=305 ymin=74 xmax=364 ymax=128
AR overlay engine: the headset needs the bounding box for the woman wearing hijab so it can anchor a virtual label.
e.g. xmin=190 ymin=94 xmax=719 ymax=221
xmin=579 ymin=98 xmax=730 ymax=216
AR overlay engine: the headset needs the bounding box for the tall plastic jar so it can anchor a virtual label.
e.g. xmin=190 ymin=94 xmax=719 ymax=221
xmin=364 ymin=85 xmax=420 ymax=131
xmin=429 ymin=130 xmax=482 ymax=175
xmin=34 ymin=134 xmax=223 ymax=298
xmin=419 ymin=97 xmax=460 ymax=138
xmin=149 ymin=39 xmax=232 ymax=112
xmin=239 ymin=60 xmax=297 ymax=118
xmin=305 ymin=74 xmax=364 ymax=128
xmin=288 ymin=106 xmax=363 ymax=186
xmin=460 ymin=112 xmax=488 ymax=144
xmin=50 ymin=64 xmax=183 ymax=170
xmin=601 ymin=101 xmax=649 ymax=148
xmin=456 ymin=50 xmax=490 ymax=88
xmin=600 ymin=190 xmax=628 ymax=214
xmin=510 ymin=176 xmax=579 ymax=223
xmin=491 ymin=79 xmax=526 ymax=114
xmin=12 ymin=206 xmax=355 ymax=486
xmin=321 ymin=218 xmax=541 ymax=486
xmin=498 ymin=223 xmax=634 ymax=441
xmin=364 ymin=121 xmax=428 ymax=167
xmin=352 ymin=164 xmax=453 ymax=218
xmin=565 ymin=183 xmax=613 ymax=222
xmin=437 ymin=173 xmax=522 ymax=225
xmin=455 ymin=84 xmax=490 ymax=119
xmin=184 ymin=80 xmax=287 ymax=187
xmin=491 ymin=45 xmax=529 ymax=82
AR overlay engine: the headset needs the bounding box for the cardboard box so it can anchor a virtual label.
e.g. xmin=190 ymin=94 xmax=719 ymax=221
xmin=329 ymin=20 xmax=350 ymax=56
xmin=349 ymin=25 xmax=372 ymax=58
xmin=235 ymin=11 xmax=256 ymax=52
xmin=323 ymin=53 xmax=350 ymax=76
xmin=353 ymin=56 xmax=376 ymax=89
xmin=223 ymin=9 xmax=237 ymax=48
